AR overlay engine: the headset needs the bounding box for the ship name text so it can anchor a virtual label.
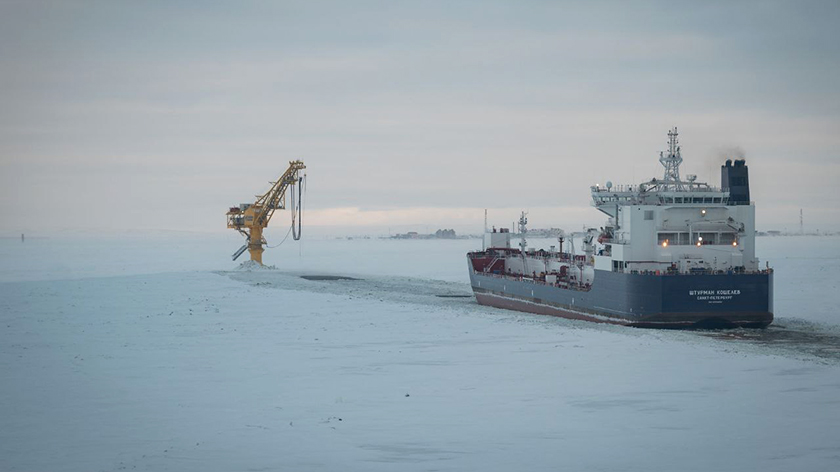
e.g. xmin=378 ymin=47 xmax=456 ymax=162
xmin=689 ymin=289 xmax=741 ymax=302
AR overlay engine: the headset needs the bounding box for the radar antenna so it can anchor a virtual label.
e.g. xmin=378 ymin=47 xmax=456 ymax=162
xmin=659 ymin=127 xmax=684 ymax=190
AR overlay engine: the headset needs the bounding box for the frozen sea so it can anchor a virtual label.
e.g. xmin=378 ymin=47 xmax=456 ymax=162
xmin=1 ymin=233 xmax=839 ymax=471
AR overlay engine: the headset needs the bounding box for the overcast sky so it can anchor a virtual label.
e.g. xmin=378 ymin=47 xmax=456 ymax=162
xmin=1 ymin=0 xmax=839 ymax=235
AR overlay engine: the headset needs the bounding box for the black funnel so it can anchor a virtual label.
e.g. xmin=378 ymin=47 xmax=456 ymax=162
xmin=721 ymin=159 xmax=750 ymax=205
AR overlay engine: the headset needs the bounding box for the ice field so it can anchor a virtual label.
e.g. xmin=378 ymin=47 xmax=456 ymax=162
xmin=1 ymin=234 xmax=839 ymax=471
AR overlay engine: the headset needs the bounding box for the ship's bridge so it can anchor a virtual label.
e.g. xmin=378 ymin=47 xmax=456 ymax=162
xmin=587 ymin=127 xmax=759 ymax=274
xmin=591 ymin=184 xmax=729 ymax=217
xmin=591 ymin=127 xmax=730 ymax=215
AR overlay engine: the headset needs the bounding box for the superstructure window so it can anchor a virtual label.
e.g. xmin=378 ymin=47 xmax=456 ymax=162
xmin=644 ymin=210 xmax=654 ymax=220
xmin=719 ymin=233 xmax=737 ymax=245
xmin=658 ymin=233 xmax=676 ymax=245
xmin=657 ymin=232 xmax=743 ymax=245
xmin=658 ymin=232 xmax=689 ymax=245
xmin=697 ymin=232 xmax=715 ymax=244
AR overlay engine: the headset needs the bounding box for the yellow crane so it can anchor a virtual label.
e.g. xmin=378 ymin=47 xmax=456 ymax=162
xmin=226 ymin=160 xmax=306 ymax=264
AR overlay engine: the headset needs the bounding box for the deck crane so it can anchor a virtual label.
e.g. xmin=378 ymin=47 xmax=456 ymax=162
xmin=226 ymin=160 xmax=306 ymax=265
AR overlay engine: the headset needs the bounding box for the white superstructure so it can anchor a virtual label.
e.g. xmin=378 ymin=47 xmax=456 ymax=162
xmin=590 ymin=128 xmax=758 ymax=275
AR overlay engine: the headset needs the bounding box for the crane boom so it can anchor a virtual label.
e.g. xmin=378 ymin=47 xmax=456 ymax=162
xmin=226 ymin=160 xmax=306 ymax=264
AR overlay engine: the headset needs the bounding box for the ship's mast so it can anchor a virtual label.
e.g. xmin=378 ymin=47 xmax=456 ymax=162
xmin=518 ymin=211 xmax=529 ymax=274
xmin=518 ymin=211 xmax=528 ymax=253
xmin=483 ymin=208 xmax=487 ymax=250
xmin=659 ymin=127 xmax=684 ymax=190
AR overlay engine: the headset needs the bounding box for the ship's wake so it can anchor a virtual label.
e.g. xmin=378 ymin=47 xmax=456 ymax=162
xmin=219 ymin=269 xmax=840 ymax=364
xmin=697 ymin=319 xmax=840 ymax=363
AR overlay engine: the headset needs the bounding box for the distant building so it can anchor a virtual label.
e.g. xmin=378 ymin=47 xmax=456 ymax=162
xmin=391 ymin=229 xmax=458 ymax=239
xmin=435 ymin=229 xmax=456 ymax=239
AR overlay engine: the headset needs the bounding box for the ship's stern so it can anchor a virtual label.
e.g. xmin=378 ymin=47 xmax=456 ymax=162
xmin=633 ymin=271 xmax=773 ymax=329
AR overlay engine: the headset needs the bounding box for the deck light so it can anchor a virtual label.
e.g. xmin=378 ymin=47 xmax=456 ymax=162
xmin=733 ymin=241 xmax=738 ymax=247
xmin=662 ymin=240 xmax=668 ymax=248
xmin=701 ymin=209 xmax=707 ymax=216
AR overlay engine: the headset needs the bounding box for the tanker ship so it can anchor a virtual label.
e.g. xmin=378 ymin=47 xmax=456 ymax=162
xmin=467 ymin=128 xmax=773 ymax=328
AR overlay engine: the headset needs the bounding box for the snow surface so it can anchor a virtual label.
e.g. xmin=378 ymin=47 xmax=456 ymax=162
xmin=1 ymin=234 xmax=839 ymax=471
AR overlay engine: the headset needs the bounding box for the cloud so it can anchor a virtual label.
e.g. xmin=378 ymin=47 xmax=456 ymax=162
xmin=1 ymin=1 xmax=839 ymax=233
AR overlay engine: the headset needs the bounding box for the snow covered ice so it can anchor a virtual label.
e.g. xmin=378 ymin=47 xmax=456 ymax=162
xmin=1 ymin=234 xmax=840 ymax=471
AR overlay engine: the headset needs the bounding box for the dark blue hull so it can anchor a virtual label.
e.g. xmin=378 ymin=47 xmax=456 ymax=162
xmin=468 ymin=262 xmax=773 ymax=328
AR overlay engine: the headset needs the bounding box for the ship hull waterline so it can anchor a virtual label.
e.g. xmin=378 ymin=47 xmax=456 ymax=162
xmin=469 ymin=267 xmax=773 ymax=329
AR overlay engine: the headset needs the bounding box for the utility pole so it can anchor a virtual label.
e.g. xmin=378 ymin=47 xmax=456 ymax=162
xmin=800 ymin=209 xmax=804 ymax=235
